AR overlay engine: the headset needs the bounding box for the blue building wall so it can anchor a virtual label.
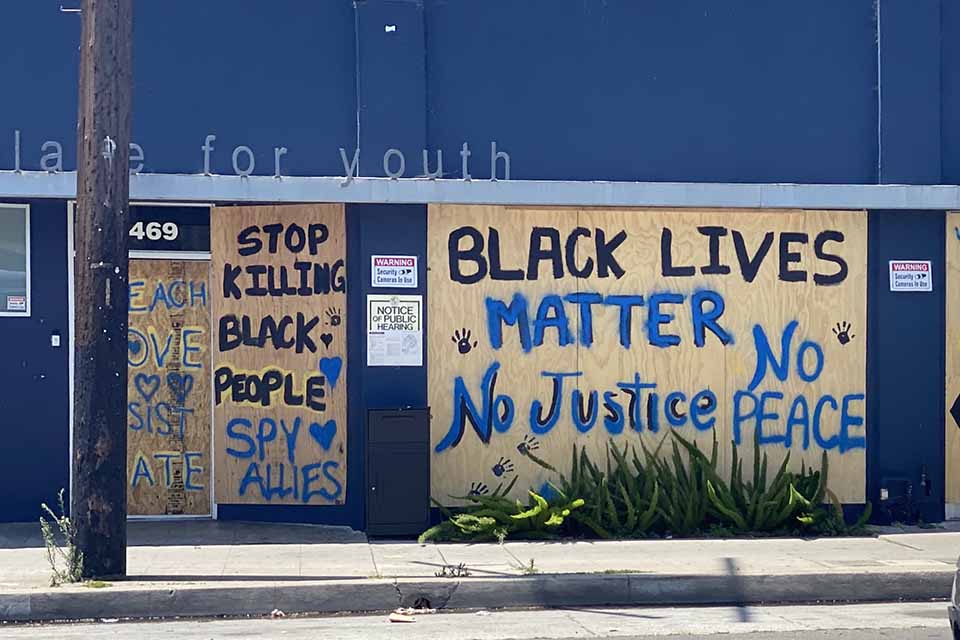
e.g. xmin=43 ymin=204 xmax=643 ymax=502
xmin=133 ymin=1 xmax=358 ymax=177
xmin=356 ymin=0 xmax=427 ymax=177
xmin=0 ymin=5 xmax=80 ymax=171
xmin=426 ymin=0 xmax=879 ymax=183
xmin=0 ymin=1 xmax=957 ymax=525
xmin=0 ymin=200 xmax=70 ymax=522
xmin=867 ymin=211 xmax=947 ymax=524
xmin=1 ymin=0 xmax=957 ymax=183
xmin=0 ymin=1 xmax=358 ymax=176
xmin=878 ymin=0 xmax=942 ymax=184
xmin=944 ymin=0 xmax=960 ymax=184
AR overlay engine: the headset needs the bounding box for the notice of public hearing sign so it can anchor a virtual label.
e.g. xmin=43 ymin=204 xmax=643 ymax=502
xmin=371 ymin=255 xmax=418 ymax=288
xmin=889 ymin=260 xmax=933 ymax=292
xmin=367 ymin=294 xmax=423 ymax=366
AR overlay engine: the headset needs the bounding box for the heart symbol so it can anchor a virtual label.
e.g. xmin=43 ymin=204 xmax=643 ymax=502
xmin=166 ymin=372 xmax=194 ymax=404
xmin=134 ymin=373 xmax=160 ymax=403
xmin=320 ymin=333 xmax=334 ymax=349
xmin=318 ymin=356 xmax=342 ymax=389
xmin=309 ymin=420 xmax=337 ymax=451
xmin=128 ymin=340 xmax=142 ymax=355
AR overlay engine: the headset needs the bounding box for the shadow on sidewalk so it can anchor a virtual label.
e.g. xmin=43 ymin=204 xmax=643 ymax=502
xmin=0 ymin=520 xmax=367 ymax=549
xmin=723 ymin=556 xmax=751 ymax=622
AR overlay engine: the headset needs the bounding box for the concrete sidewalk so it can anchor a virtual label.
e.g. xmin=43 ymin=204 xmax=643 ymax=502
xmin=0 ymin=521 xmax=957 ymax=621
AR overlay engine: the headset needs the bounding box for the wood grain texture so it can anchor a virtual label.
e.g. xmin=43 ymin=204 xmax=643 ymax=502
xmin=212 ymin=205 xmax=347 ymax=505
xmin=946 ymin=213 xmax=960 ymax=504
xmin=428 ymin=205 xmax=868 ymax=504
xmin=127 ymin=259 xmax=211 ymax=516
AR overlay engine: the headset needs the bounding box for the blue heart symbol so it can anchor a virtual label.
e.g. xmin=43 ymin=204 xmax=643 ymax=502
xmin=128 ymin=339 xmax=142 ymax=355
xmin=309 ymin=420 xmax=337 ymax=451
xmin=134 ymin=373 xmax=160 ymax=403
xmin=318 ymin=357 xmax=342 ymax=389
xmin=166 ymin=372 xmax=194 ymax=404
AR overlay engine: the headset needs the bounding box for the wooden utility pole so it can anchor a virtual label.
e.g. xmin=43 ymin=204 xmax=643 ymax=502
xmin=72 ymin=0 xmax=133 ymax=578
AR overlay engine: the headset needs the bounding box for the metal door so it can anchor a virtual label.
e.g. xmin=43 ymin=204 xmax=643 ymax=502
xmin=366 ymin=408 xmax=430 ymax=535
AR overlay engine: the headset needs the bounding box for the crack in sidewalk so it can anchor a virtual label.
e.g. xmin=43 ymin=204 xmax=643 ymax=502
xmin=564 ymin=610 xmax=601 ymax=637
xmin=367 ymin=541 xmax=382 ymax=578
xmin=392 ymin=578 xmax=403 ymax=606
xmin=878 ymin=536 xmax=925 ymax=552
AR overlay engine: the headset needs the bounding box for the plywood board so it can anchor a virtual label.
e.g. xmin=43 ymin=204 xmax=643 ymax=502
xmin=946 ymin=212 xmax=960 ymax=505
xmin=427 ymin=206 xmax=580 ymax=499
xmin=211 ymin=205 xmax=347 ymax=505
xmin=428 ymin=205 xmax=868 ymax=504
xmin=127 ymin=259 xmax=211 ymax=515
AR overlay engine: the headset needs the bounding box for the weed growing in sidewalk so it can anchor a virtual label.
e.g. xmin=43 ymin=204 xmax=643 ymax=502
xmin=83 ymin=580 xmax=111 ymax=588
xmin=39 ymin=489 xmax=82 ymax=586
xmin=435 ymin=563 xmax=471 ymax=578
xmin=518 ymin=558 xmax=538 ymax=575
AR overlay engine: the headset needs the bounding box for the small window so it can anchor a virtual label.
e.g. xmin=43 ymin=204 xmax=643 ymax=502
xmin=0 ymin=204 xmax=30 ymax=316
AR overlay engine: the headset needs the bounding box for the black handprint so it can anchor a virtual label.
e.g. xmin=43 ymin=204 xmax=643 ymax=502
xmin=468 ymin=482 xmax=489 ymax=496
xmin=325 ymin=307 xmax=342 ymax=327
xmin=516 ymin=435 xmax=540 ymax=456
xmin=452 ymin=327 xmax=478 ymax=355
xmin=491 ymin=457 xmax=515 ymax=477
xmin=832 ymin=321 xmax=854 ymax=346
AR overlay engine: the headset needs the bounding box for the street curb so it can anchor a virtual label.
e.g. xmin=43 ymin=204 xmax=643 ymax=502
xmin=0 ymin=571 xmax=951 ymax=622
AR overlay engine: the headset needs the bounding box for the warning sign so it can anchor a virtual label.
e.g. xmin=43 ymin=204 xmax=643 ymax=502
xmin=371 ymin=255 xmax=418 ymax=288
xmin=889 ymin=260 xmax=933 ymax=292
xmin=6 ymin=295 xmax=25 ymax=312
xmin=367 ymin=294 xmax=423 ymax=366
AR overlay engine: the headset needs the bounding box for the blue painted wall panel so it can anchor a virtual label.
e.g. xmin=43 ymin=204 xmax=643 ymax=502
xmin=866 ymin=210 xmax=946 ymax=524
xmin=0 ymin=3 xmax=80 ymax=172
xmin=133 ymin=1 xmax=357 ymax=177
xmin=425 ymin=0 xmax=879 ymax=183
xmin=879 ymin=0 xmax=942 ymax=184
xmin=344 ymin=203 xmax=428 ymax=530
xmin=9 ymin=1 xmax=960 ymax=186
xmin=943 ymin=0 xmax=960 ymax=183
xmin=0 ymin=200 xmax=69 ymax=523
xmin=0 ymin=0 xmax=890 ymax=184
xmin=356 ymin=0 xmax=427 ymax=177
xmin=0 ymin=1 xmax=358 ymax=177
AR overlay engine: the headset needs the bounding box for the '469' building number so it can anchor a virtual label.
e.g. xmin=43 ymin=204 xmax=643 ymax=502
xmin=129 ymin=220 xmax=179 ymax=241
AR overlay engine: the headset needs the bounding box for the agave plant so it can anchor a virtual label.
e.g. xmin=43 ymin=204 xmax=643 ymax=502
xmin=418 ymin=476 xmax=584 ymax=543
xmin=527 ymin=442 xmax=660 ymax=539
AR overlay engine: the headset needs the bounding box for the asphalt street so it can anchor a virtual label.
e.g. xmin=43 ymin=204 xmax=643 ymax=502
xmin=0 ymin=601 xmax=952 ymax=639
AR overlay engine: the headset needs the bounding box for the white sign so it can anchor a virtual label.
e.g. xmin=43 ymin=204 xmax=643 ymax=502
xmin=889 ymin=260 xmax=933 ymax=292
xmin=6 ymin=295 xmax=25 ymax=311
xmin=371 ymin=255 xmax=418 ymax=288
xmin=367 ymin=294 xmax=423 ymax=367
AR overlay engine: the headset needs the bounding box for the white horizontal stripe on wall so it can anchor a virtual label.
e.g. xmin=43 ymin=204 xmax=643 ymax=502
xmin=1 ymin=170 xmax=958 ymax=210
